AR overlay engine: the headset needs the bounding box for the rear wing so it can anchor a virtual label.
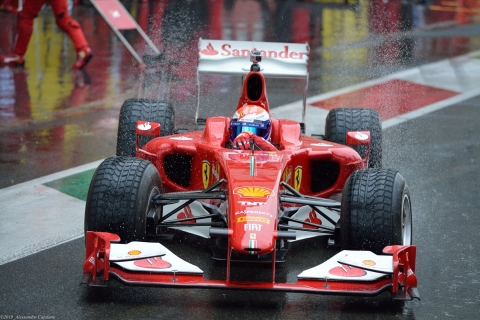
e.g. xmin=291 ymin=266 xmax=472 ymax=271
xmin=196 ymin=39 xmax=309 ymax=126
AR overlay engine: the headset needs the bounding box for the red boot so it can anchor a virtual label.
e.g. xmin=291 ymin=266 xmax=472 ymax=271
xmin=0 ymin=54 xmax=25 ymax=66
xmin=72 ymin=47 xmax=93 ymax=69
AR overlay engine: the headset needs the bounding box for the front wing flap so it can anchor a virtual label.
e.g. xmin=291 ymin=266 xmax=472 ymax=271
xmin=82 ymin=232 xmax=419 ymax=300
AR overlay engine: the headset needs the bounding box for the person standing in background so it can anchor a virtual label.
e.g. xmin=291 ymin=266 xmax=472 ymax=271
xmin=0 ymin=0 xmax=92 ymax=69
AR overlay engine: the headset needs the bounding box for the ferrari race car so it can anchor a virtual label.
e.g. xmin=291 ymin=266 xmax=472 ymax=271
xmin=83 ymin=39 xmax=419 ymax=300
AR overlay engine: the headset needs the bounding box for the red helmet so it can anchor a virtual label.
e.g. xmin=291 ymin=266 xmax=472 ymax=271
xmin=230 ymin=105 xmax=271 ymax=142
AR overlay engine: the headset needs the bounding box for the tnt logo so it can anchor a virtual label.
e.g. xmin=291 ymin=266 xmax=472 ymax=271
xmin=238 ymin=201 xmax=264 ymax=206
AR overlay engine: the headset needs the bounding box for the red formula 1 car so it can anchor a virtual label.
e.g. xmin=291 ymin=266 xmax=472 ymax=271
xmin=83 ymin=39 xmax=419 ymax=300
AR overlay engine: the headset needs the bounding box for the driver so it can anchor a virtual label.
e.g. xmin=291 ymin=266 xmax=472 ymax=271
xmin=230 ymin=105 xmax=277 ymax=151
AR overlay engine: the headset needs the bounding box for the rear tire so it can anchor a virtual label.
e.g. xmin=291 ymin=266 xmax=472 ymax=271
xmin=340 ymin=169 xmax=412 ymax=254
xmin=117 ymin=99 xmax=175 ymax=157
xmin=325 ymin=108 xmax=382 ymax=168
xmin=85 ymin=157 xmax=161 ymax=243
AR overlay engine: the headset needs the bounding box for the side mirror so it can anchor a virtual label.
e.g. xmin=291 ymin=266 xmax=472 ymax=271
xmin=346 ymin=131 xmax=370 ymax=146
xmin=135 ymin=121 xmax=161 ymax=159
xmin=346 ymin=131 xmax=371 ymax=166
xmin=136 ymin=121 xmax=160 ymax=137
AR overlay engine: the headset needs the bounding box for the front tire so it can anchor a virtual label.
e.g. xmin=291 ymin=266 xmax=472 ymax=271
xmin=340 ymin=169 xmax=412 ymax=254
xmin=85 ymin=157 xmax=161 ymax=243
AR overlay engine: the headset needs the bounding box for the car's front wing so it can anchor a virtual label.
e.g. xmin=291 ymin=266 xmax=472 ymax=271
xmin=82 ymin=231 xmax=419 ymax=300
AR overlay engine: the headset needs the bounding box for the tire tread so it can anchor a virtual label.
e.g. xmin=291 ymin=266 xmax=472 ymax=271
xmin=341 ymin=169 xmax=402 ymax=253
xmin=85 ymin=157 xmax=158 ymax=243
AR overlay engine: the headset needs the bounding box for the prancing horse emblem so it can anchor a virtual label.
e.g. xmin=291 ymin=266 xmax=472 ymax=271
xmin=294 ymin=166 xmax=302 ymax=192
xmin=202 ymin=161 xmax=210 ymax=189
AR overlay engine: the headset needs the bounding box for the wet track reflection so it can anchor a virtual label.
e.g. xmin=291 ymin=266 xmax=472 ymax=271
xmin=1 ymin=0 xmax=480 ymax=319
xmin=2 ymin=1 xmax=480 ymax=189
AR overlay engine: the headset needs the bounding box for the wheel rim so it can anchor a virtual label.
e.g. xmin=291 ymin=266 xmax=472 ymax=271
xmin=401 ymin=193 xmax=412 ymax=245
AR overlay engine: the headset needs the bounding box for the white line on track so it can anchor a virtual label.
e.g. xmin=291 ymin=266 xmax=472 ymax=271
xmin=1 ymin=51 xmax=480 ymax=266
xmin=382 ymin=87 xmax=480 ymax=129
xmin=0 ymin=160 xmax=103 ymax=265
xmin=274 ymin=50 xmax=480 ymax=133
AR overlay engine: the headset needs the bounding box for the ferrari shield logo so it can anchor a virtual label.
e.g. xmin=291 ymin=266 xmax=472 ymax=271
xmin=202 ymin=161 xmax=210 ymax=189
xmin=294 ymin=166 xmax=302 ymax=192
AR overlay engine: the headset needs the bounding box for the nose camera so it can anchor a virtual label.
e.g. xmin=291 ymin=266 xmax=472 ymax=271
xmin=250 ymin=51 xmax=262 ymax=64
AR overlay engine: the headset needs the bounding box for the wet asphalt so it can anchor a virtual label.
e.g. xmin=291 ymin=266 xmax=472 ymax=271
xmin=1 ymin=97 xmax=479 ymax=319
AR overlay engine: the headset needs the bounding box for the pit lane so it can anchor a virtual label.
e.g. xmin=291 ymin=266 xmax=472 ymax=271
xmin=1 ymin=97 xmax=480 ymax=319
xmin=1 ymin=1 xmax=480 ymax=319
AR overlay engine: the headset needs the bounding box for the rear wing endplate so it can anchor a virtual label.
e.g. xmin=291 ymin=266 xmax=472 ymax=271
xmin=197 ymin=39 xmax=309 ymax=125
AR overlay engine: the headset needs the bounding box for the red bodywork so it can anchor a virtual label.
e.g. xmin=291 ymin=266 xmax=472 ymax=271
xmin=137 ymin=71 xmax=366 ymax=257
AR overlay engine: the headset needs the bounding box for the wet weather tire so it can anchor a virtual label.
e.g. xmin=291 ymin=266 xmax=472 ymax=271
xmin=325 ymin=108 xmax=382 ymax=168
xmin=117 ymin=99 xmax=175 ymax=157
xmin=340 ymin=169 xmax=412 ymax=254
xmin=85 ymin=156 xmax=161 ymax=244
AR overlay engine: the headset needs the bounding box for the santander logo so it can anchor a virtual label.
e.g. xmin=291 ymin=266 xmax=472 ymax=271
xmin=200 ymin=42 xmax=218 ymax=55
xmin=134 ymin=256 xmax=172 ymax=269
xmin=177 ymin=206 xmax=195 ymax=224
xmin=200 ymin=43 xmax=307 ymax=60
xmin=303 ymin=210 xmax=321 ymax=229
xmin=329 ymin=264 xmax=366 ymax=277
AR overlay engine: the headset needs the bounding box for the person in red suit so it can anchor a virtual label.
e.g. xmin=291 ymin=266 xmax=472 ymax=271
xmin=230 ymin=105 xmax=277 ymax=152
xmin=0 ymin=0 xmax=92 ymax=69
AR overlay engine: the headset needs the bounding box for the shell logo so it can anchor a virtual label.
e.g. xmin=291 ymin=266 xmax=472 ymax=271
xmin=363 ymin=259 xmax=376 ymax=267
xmin=128 ymin=250 xmax=142 ymax=256
xmin=234 ymin=187 xmax=274 ymax=198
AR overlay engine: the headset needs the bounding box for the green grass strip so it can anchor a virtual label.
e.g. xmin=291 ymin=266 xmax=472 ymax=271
xmin=43 ymin=169 xmax=95 ymax=201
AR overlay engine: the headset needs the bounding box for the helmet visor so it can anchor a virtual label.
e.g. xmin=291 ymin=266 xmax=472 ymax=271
xmin=231 ymin=120 xmax=270 ymax=141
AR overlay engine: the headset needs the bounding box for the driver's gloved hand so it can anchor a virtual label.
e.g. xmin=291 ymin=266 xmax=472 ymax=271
xmin=233 ymin=132 xmax=252 ymax=150
xmin=233 ymin=132 xmax=277 ymax=151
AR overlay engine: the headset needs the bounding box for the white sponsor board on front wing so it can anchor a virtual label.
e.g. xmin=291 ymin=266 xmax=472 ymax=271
xmin=298 ymin=250 xmax=393 ymax=281
xmin=112 ymin=242 xmax=203 ymax=274
xmin=110 ymin=241 xmax=166 ymax=261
